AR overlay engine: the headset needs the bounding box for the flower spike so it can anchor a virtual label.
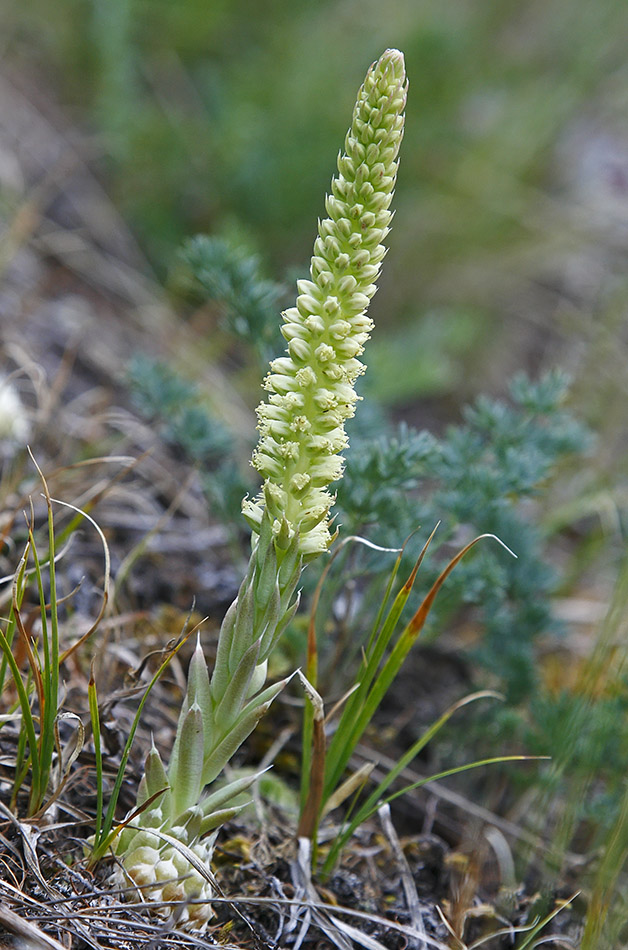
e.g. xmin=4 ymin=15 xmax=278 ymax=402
xmin=243 ymin=49 xmax=407 ymax=556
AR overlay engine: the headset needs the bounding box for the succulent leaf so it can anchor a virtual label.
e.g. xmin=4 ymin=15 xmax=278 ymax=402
xmin=201 ymin=690 xmax=282 ymax=786
xmin=212 ymin=638 xmax=262 ymax=730
xmin=170 ymin=702 xmax=204 ymax=817
xmin=141 ymin=740 xmax=172 ymax=818
xmin=200 ymin=767 xmax=269 ymax=815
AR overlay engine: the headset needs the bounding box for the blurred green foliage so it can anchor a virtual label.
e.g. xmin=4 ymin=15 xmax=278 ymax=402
xmin=339 ymin=371 xmax=591 ymax=702
xmin=174 ymin=234 xmax=285 ymax=363
xmin=128 ymin=354 xmax=251 ymax=529
xmin=8 ymin=0 xmax=628 ymax=409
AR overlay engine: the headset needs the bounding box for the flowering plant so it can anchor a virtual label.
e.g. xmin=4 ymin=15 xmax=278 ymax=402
xmin=243 ymin=47 xmax=407 ymax=557
xmin=108 ymin=48 xmax=408 ymax=930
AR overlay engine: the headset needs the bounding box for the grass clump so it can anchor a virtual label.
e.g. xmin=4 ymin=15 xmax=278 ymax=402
xmin=0 ymin=464 xmax=109 ymax=819
xmin=336 ymin=371 xmax=590 ymax=702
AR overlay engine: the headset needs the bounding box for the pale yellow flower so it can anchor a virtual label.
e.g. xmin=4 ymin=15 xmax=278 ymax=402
xmin=243 ymin=49 xmax=407 ymax=556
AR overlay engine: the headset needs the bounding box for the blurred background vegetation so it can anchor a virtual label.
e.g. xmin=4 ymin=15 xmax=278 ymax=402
xmin=6 ymin=0 xmax=628 ymax=420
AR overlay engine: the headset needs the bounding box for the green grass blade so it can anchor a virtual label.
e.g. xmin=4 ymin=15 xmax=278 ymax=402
xmin=323 ymin=754 xmax=538 ymax=876
xmin=0 ymin=624 xmax=41 ymax=808
xmin=324 ymin=530 xmax=437 ymax=798
xmin=1 ymin=553 xmax=26 ymax=738
xmin=299 ymin=534 xmax=390 ymax=811
xmin=10 ymin=544 xmax=49 ymax=812
xmin=326 ymin=534 xmax=513 ymax=801
xmin=341 ymin=693 xmax=504 ymax=839
xmin=0 ymin=605 xmax=19 ymax=697
xmin=28 ymin=518 xmax=57 ymax=811
xmin=362 ymin=526 xmax=430 ymax=659
xmin=514 ymin=892 xmax=579 ymax=950
xmin=357 ymin=691 xmax=502 ymax=820
xmin=22 ymin=458 xmax=62 ymax=813
xmin=300 ymin=535 xmax=410 ymax=814
xmin=45 ymin=486 xmax=60 ymax=724
xmin=300 ymin=550 xmax=325 ymax=812
xmin=90 ymin=631 xmax=192 ymax=861
xmin=580 ymin=772 xmax=628 ymax=949
xmin=50 ymin=497 xmax=110 ymax=663
xmin=322 ymin=692 xmax=501 ymax=872
xmin=88 ymin=664 xmax=103 ymax=846
xmin=90 ymin=786 xmax=171 ymax=861
xmin=359 ymin=548 xmax=406 ymax=661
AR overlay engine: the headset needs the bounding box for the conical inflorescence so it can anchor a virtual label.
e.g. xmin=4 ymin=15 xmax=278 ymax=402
xmin=243 ymin=48 xmax=407 ymax=557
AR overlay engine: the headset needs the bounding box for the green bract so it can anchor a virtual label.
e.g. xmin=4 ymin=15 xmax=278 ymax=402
xmin=243 ymin=48 xmax=407 ymax=557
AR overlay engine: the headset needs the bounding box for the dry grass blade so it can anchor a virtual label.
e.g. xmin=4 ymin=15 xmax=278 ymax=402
xmin=404 ymin=534 xmax=516 ymax=644
xmin=352 ymin=743 xmax=581 ymax=863
xmin=0 ymin=902 xmax=67 ymax=950
xmin=378 ymin=802 xmax=426 ymax=949
xmin=296 ymin=670 xmax=326 ymax=841
xmin=483 ymin=827 xmax=516 ymax=891
xmin=111 ymin=467 xmax=197 ymax=605
xmin=290 ymin=837 xmax=353 ymax=950
xmin=321 ymin=761 xmax=374 ymax=819
xmin=29 ymin=710 xmax=86 ymax=819
xmin=330 ymin=917 xmax=396 ymax=950
xmin=88 ymin=622 xmax=195 ymax=863
xmin=132 ymin=827 xmax=266 ymax=946
xmin=48 ymin=496 xmax=110 ymax=662
xmin=464 ymin=896 xmax=579 ymax=949
xmin=301 ymin=533 xmax=402 ymax=812
xmin=288 ymin=834 xmax=447 ymax=950
xmin=11 ymin=533 xmax=44 ymax=713
xmin=0 ymin=803 xmax=103 ymax=949
xmin=204 ymin=892 xmax=453 ymax=949
xmin=0 ymin=800 xmax=47 ymax=892
xmin=0 ymin=876 xmax=215 ymax=949
xmin=435 ymin=904 xmax=466 ymax=949
xmin=511 ymin=893 xmax=580 ymax=950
